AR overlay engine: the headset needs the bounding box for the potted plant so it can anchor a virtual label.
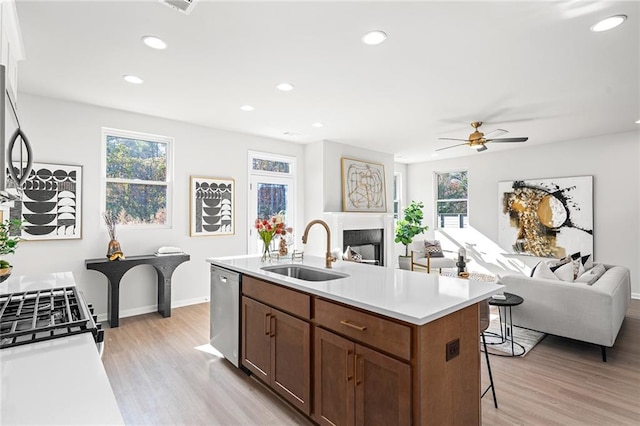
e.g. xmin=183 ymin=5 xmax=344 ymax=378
xmin=0 ymin=218 xmax=23 ymax=281
xmin=394 ymin=200 xmax=429 ymax=270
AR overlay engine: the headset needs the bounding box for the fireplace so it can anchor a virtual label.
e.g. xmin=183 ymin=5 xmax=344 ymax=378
xmin=343 ymin=229 xmax=384 ymax=266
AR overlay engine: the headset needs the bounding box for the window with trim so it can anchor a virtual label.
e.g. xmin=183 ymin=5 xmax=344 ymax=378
xmin=393 ymin=172 xmax=402 ymax=220
xmin=102 ymin=128 xmax=172 ymax=227
xmin=435 ymin=170 xmax=468 ymax=228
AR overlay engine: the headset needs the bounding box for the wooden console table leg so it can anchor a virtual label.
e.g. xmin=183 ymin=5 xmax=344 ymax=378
xmin=106 ymin=276 xmax=123 ymax=328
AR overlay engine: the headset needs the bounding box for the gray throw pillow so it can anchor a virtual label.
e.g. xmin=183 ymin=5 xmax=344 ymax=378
xmin=424 ymin=240 xmax=444 ymax=258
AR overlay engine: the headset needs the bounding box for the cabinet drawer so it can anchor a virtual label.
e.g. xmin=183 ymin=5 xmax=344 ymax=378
xmin=315 ymin=299 xmax=411 ymax=361
xmin=243 ymin=276 xmax=311 ymax=320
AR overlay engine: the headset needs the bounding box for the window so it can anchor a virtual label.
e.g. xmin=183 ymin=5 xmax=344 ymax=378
xmin=248 ymin=151 xmax=296 ymax=254
xmin=393 ymin=172 xmax=402 ymax=220
xmin=102 ymin=128 xmax=172 ymax=227
xmin=435 ymin=170 xmax=468 ymax=228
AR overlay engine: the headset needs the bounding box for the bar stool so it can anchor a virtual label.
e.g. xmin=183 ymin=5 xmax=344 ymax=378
xmin=480 ymin=298 xmax=498 ymax=408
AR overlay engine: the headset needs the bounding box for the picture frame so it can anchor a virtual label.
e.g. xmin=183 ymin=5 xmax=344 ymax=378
xmin=5 ymin=162 xmax=83 ymax=240
xmin=190 ymin=176 xmax=235 ymax=237
xmin=341 ymin=157 xmax=386 ymax=212
xmin=498 ymin=175 xmax=593 ymax=258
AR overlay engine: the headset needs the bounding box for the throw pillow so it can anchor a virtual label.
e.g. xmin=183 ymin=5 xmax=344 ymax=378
xmin=551 ymin=261 xmax=575 ymax=282
xmin=575 ymin=263 xmax=606 ymax=285
xmin=581 ymin=254 xmax=594 ymax=272
xmin=424 ymin=240 xmax=444 ymax=258
xmin=343 ymin=246 xmax=363 ymax=262
xmin=531 ymin=261 xmax=560 ymax=280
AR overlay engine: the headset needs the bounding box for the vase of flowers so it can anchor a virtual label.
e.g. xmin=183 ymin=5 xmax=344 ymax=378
xmin=255 ymin=211 xmax=290 ymax=261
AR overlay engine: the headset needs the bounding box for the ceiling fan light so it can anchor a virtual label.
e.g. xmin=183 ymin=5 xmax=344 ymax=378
xmin=590 ymin=15 xmax=627 ymax=32
xmin=476 ymin=145 xmax=488 ymax=152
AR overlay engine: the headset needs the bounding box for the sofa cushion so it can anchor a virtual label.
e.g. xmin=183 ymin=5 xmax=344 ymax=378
xmin=424 ymin=240 xmax=444 ymax=257
xmin=575 ymin=263 xmax=606 ymax=285
xmin=343 ymin=246 xmax=362 ymax=262
xmin=551 ymin=261 xmax=575 ymax=282
xmin=531 ymin=261 xmax=560 ymax=280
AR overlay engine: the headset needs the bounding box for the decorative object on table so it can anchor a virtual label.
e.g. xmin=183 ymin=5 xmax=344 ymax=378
xmin=0 ymin=218 xmax=23 ymax=282
xmin=103 ymin=211 xmax=124 ymax=261
xmin=154 ymin=246 xmax=185 ymax=256
xmin=395 ymin=200 xmax=428 ymax=270
xmin=5 ymin=162 xmax=82 ymax=240
xmin=255 ymin=211 xmax=290 ymax=261
xmin=456 ymin=246 xmax=467 ymax=276
xmin=189 ymin=176 xmax=234 ymax=237
xmin=498 ymin=175 xmax=593 ymax=258
xmin=278 ymin=236 xmax=288 ymax=256
xmin=341 ymin=157 xmax=386 ymax=212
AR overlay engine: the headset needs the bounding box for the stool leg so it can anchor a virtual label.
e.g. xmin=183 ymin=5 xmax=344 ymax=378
xmin=481 ymin=332 xmax=498 ymax=408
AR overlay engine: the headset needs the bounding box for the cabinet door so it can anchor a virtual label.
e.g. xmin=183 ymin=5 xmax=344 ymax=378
xmin=355 ymin=344 xmax=411 ymax=426
xmin=271 ymin=310 xmax=311 ymax=415
xmin=241 ymin=296 xmax=271 ymax=381
xmin=314 ymin=328 xmax=355 ymax=426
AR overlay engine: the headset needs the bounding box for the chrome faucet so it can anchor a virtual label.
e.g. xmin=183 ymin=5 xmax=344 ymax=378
xmin=301 ymin=219 xmax=336 ymax=268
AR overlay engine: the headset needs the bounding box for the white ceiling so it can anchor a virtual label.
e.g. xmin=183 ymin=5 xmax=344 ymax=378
xmin=14 ymin=0 xmax=640 ymax=163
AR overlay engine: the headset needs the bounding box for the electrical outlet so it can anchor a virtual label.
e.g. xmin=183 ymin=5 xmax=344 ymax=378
xmin=446 ymin=338 xmax=460 ymax=361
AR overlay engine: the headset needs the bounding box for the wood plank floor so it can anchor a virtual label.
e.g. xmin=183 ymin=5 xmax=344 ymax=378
xmin=102 ymin=300 xmax=640 ymax=425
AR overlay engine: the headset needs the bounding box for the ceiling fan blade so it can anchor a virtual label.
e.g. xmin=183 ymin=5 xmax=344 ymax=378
xmin=435 ymin=143 xmax=469 ymax=152
xmin=487 ymin=137 xmax=528 ymax=143
xmin=483 ymin=129 xmax=508 ymax=139
xmin=438 ymin=137 xmax=469 ymax=142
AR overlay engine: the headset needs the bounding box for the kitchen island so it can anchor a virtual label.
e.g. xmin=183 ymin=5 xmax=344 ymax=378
xmin=207 ymin=255 xmax=503 ymax=425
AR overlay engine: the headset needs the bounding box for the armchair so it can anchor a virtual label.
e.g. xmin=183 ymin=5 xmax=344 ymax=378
xmin=409 ymin=240 xmax=456 ymax=273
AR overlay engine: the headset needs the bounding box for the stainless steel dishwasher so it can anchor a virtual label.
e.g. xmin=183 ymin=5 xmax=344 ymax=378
xmin=210 ymin=265 xmax=241 ymax=367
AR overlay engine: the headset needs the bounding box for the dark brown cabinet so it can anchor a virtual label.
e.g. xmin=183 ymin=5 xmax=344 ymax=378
xmin=241 ymin=294 xmax=311 ymax=415
xmin=314 ymin=325 xmax=411 ymax=426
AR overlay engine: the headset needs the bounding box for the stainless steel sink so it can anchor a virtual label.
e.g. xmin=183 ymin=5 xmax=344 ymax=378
xmin=261 ymin=264 xmax=349 ymax=282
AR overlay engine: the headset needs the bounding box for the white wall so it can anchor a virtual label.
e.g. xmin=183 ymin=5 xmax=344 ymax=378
xmin=10 ymin=93 xmax=306 ymax=320
xmin=407 ymin=131 xmax=640 ymax=297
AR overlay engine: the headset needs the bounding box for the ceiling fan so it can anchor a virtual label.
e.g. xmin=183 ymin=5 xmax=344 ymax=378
xmin=437 ymin=121 xmax=528 ymax=152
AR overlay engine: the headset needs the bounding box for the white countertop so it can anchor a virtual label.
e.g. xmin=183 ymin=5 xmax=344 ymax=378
xmin=207 ymin=255 xmax=504 ymax=325
xmin=0 ymin=272 xmax=124 ymax=426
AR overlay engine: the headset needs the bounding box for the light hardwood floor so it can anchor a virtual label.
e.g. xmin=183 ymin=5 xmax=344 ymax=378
xmin=102 ymin=300 xmax=640 ymax=425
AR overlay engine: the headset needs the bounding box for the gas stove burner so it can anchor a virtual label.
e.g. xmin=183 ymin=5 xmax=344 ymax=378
xmin=0 ymin=286 xmax=103 ymax=349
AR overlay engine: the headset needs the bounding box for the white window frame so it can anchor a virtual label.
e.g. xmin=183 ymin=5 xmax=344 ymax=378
xmin=101 ymin=127 xmax=173 ymax=229
xmin=247 ymin=150 xmax=296 ymax=254
xmin=434 ymin=170 xmax=468 ymax=229
xmin=393 ymin=172 xmax=402 ymax=221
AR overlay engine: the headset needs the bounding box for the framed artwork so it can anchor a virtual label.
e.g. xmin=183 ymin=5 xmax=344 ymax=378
xmin=498 ymin=175 xmax=593 ymax=258
xmin=5 ymin=162 xmax=83 ymax=240
xmin=190 ymin=176 xmax=234 ymax=236
xmin=341 ymin=157 xmax=386 ymax=212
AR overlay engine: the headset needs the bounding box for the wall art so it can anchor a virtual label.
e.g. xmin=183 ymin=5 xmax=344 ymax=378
xmin=6 ymin=162 xmax=83 ymax=240
xmin=498 ymin=175 xmax=593 ymax=258
xmin=341 ymin=157 xmax=386 ymax=212
xmin=190 ymin=176 xmax=234 ymax=236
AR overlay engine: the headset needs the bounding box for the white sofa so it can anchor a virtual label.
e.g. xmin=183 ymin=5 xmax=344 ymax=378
xmin=498 ymin=264 xmax=631 ymax=361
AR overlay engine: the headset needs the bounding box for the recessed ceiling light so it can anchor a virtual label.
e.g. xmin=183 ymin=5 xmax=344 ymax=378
xmin=431 ymin=153 xmax=439 ymax=157
xmin=312 ymin=122 xmax=324 ymax=128
xmin=361 ymin=30 xmax=387 ymax=45
xmin=142 ymin=35 xmax=167 ymax=50
xmin=240 ymin=105 xmax=254 ymax=112
xmin=590 ymin=15 xmax=627 ymax=32
xmin=123 ymin=75 xmax=143 ymax=84
xmin=277 ymin=83 xmax=294 ymax=91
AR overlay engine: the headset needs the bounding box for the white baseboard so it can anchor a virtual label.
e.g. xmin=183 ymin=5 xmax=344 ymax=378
xmin=632 ymin=293 xmax=640 ymax=300
xmin=96 ymin=297 xmax=209 ymax=323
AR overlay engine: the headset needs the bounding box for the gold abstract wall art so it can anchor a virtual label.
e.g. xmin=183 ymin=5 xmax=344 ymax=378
xmin=498 ymin=176 xmax=593 ymax=258
xmin=341 ymin=157 xmax=386 ymax=212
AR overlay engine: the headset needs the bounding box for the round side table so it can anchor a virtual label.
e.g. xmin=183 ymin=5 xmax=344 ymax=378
xmin=487 ymin=292 xmax=525 ymax=356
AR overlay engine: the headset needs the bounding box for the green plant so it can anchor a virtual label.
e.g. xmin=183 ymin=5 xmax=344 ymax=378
xmin=0 ymin=219 xmax=23 ymax=265
xmin=394 ymin=201 xmax=429 ymax=256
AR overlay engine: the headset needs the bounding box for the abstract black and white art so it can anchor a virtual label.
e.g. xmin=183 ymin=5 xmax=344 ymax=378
xmin=190 ymin=176 xmax=234 ymax=236
xmin=498 ymin=176 xmax=593 ymax=258
xmin=6 ymin=162 xmax=83 ymax=240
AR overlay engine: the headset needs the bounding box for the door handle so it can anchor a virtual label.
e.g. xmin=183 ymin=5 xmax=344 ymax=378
xmin=218 ymin=276 xmax=228 ymax=283
xmin=265 ymin=313 xmax=271 ymax=335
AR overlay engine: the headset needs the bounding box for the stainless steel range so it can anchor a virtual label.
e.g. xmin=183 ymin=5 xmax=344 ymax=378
xmin=0 ymin=286 xmax=104 ymax=353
